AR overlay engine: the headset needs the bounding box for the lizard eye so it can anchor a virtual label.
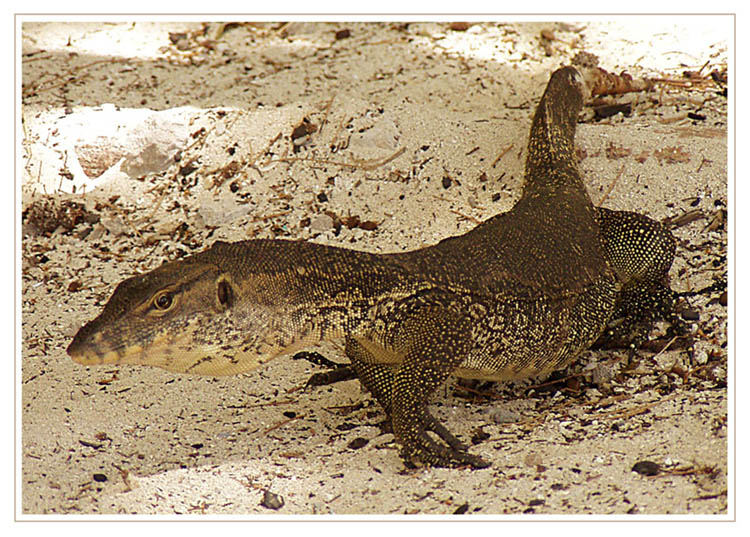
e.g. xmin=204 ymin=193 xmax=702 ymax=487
xmin=152 ymin=291 xmax=173 ymax=311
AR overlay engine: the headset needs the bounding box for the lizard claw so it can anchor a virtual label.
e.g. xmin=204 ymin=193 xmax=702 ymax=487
xmin=399 ymin=432 xmax=490 ymax=469
xmin=396 ymin=410 xmax=490 ymax=469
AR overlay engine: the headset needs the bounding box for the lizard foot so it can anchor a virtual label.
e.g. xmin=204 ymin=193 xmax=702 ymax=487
xmin=396 ymin=409 xmax=490 ymax=469
xmin=399 ymin=430 xmax=490 ymax=469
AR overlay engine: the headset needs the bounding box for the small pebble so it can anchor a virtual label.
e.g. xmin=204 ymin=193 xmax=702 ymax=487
xmin=453 ymin=502 xmax=469 ymax=514
xmin=490 ymin=408 xmax=522 ymax=424
xmin=260 ymin=490 xmax=285 ymax=510
xmin=632 ymin=460 xmax=660 ymax=476
xmin=310 ymin=213 xmax=334 ymax=232
xmin=681 ymin=309 xmax=700 ymax=321
xmin=692 ymin=340 xmax=713 ymax=366
xmin=347 ymin=437 xmax=369 ymax=450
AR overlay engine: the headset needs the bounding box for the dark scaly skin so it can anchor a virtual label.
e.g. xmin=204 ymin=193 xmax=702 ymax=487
xmin=307 ymin=208 xmax=680 ymax=384
xmin=69 ymin=67 xmax=620 ymax=469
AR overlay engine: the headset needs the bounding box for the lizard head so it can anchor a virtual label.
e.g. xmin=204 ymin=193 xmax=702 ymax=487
xmin=67 ymin=254 xmax=246 ymax=375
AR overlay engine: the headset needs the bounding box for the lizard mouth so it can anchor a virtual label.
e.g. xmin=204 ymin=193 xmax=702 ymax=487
xmin=66 ymin=332 xmax=143 ymax=366
xmin=66 ymin=322 xmax=275 ymax=375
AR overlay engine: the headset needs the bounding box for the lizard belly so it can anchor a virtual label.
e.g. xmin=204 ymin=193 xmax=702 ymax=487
xmin=455 ymin=279 xmax=617 ymax=381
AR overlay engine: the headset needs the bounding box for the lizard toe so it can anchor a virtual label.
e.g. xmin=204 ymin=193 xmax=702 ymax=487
xmin=399 ymin=430 xmax=489 ymax=469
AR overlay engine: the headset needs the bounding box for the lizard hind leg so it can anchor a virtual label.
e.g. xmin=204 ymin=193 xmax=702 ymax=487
xmin=594 ymin=207 xmax=680 ymax=354
xmin=598 ymin=282 xmax=678 ymax=350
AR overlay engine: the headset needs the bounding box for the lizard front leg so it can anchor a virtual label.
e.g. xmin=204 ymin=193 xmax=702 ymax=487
xmin=358 ymin=302 xmax=489 ymax=469
xmin=346 ymin=337 xmax=468 ymax=454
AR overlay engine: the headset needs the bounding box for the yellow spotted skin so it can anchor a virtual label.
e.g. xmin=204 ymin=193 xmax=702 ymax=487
xmin=68 ymin=67 xmax=675 ymax=469
xmin=594 ymin=208 xmax=677 ymax=348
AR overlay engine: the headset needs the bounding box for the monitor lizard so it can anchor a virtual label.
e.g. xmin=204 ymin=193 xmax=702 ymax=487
xmin=68 ymin=66 xmax=677 ymax=469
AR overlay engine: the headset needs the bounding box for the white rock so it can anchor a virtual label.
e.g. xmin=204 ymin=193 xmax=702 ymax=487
xmin=41 ymin=105 xmax=198 ymax=193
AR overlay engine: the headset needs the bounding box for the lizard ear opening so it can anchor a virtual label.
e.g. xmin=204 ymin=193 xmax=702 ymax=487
xmin=216 ymin=275 xmax=233 ymax=309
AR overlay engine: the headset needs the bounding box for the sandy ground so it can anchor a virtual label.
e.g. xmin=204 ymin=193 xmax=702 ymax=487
xmin=19 ymin=19 xmax=730 ymax=517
